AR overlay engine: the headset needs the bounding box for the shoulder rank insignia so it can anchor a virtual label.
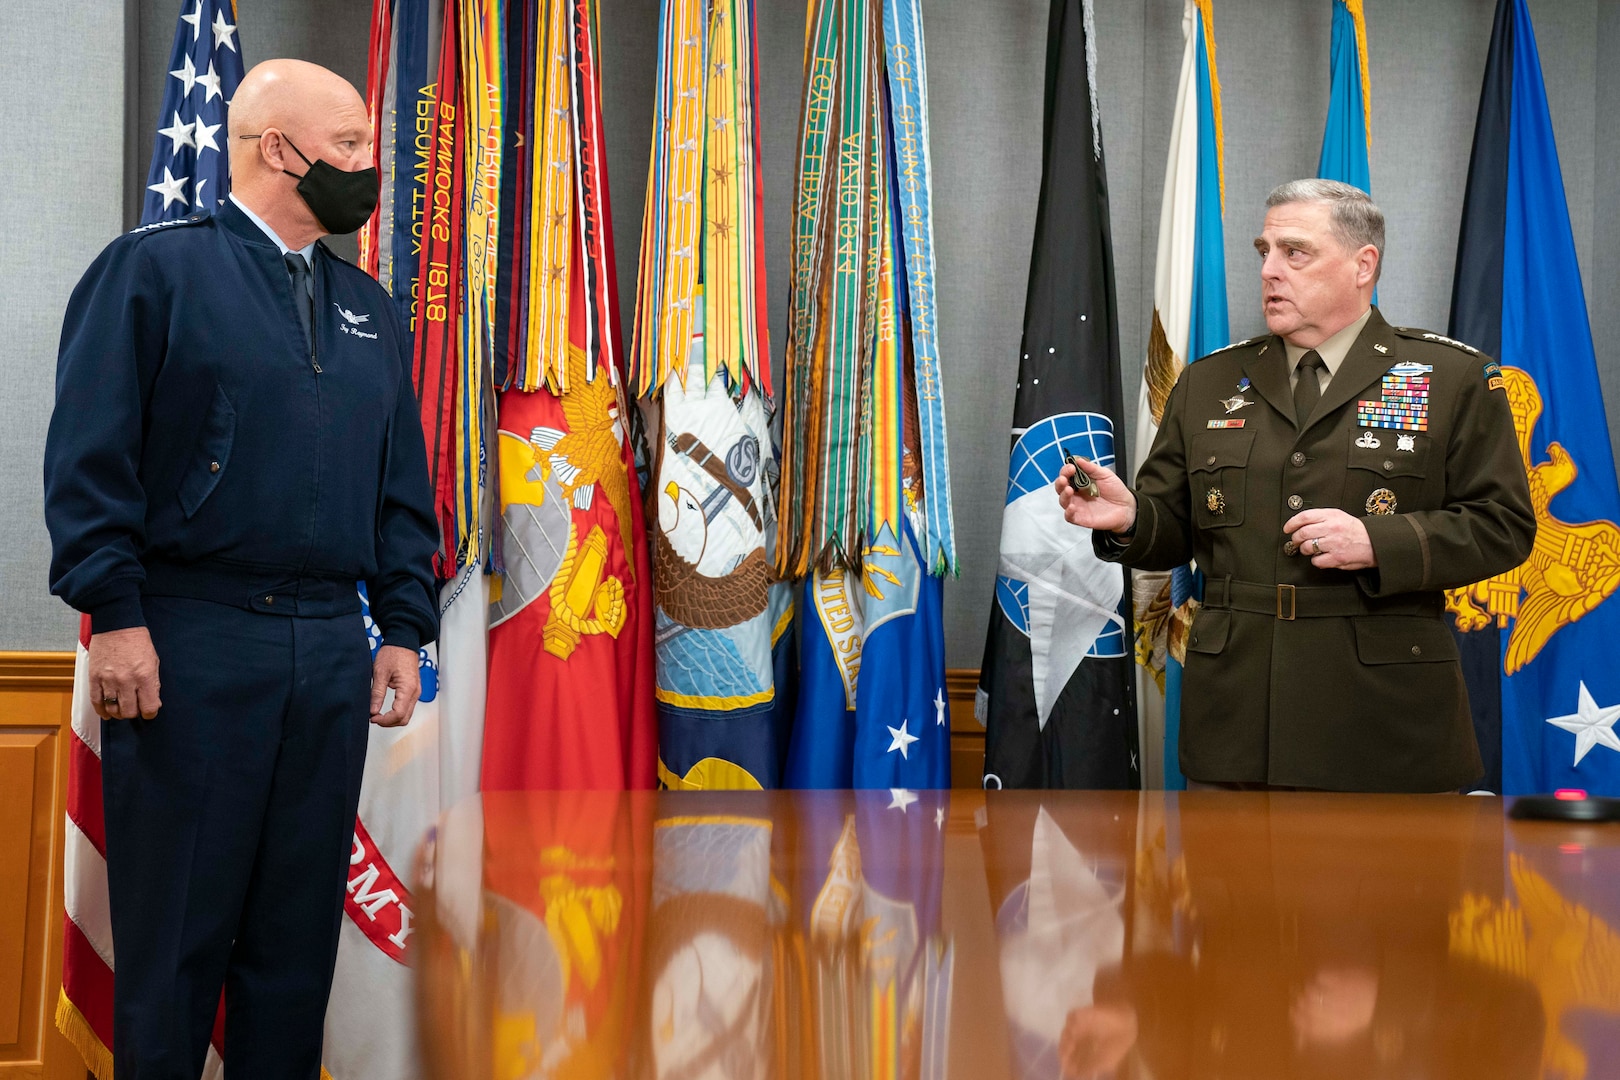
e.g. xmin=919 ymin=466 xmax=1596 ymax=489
xmin=128 ymin=211 xmax=208 ymax=235
xmin=1396 ymin=327 xmax=1482 ymax=355
xmin=1204 ymin=336 xmax=1260 ymax=358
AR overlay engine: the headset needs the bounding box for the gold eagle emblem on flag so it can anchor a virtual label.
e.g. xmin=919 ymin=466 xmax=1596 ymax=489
xmin=1445 ymin=366 xmax=1620 ymax=673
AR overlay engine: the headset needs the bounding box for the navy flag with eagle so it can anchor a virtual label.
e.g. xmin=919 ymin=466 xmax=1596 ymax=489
xmin=143 ymin=0 xmax=242 ymax=223
xmin=976 ymin=0 xmax=1137 ymax=789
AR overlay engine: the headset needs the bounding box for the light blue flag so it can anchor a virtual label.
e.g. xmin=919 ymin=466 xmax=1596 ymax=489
xmin=1316 ymin=0 xmax=1371 ymax=193
xmin=1163 ymin=2 xmax=1230 ymax=790
xmin=1316 ymin=0 xmax=1376 ymax=305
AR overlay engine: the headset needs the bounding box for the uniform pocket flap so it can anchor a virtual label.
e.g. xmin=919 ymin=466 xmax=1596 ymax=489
xmin=1347 ymin=432 xmax=1430 ymax=478
xmin=1353 ymin=615 xmax=1458 ymax=664
xmin=1187 ymin=608 xmax=1231 ymax=655
xmin=178 ymin=385 xmax=236 ymax=519
xmin=1190 ymin=430 xmax=1257 ymax=473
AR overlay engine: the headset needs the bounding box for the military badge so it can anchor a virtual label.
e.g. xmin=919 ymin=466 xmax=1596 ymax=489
xmin=1219 ymin=395 xmax=1253 ymax=414
xmin=1355 ymin=430 xmax=1381 ymax=449
xmin=1484 ymin=362 xmax=1506 ymax=392
xmin=1372 ymin=343 xmax=1389 ymax=354
xmin=1397 ymin=434 xmax=1416 ymax=452
xmin=1206 ymin=488 xmax=1225 ymax=515
xmin=1365 ymin=488 xmax=1398 ymax=515
xmin=1237 ymin=377 xmax=1251 ymax=391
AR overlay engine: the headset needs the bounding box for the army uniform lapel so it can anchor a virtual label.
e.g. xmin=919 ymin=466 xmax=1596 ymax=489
xmin=1301 ymin=307 xmax=1400 ymax=434
xmin=1240 ymin=338 xmax=1293 ymax=425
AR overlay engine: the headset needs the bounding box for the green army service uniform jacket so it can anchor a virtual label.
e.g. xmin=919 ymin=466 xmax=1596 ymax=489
xmin=1097 ymin=308 xmax=1535 ymax=792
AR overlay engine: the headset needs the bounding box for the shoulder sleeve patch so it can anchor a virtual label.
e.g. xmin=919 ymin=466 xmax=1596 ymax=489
xmin=1483 ymin=360 xmax=1505 ymax=390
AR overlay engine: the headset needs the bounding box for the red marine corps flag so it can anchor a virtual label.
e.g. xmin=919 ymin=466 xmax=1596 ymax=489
xmin=481 ymin=0 xmax=657 ymax=789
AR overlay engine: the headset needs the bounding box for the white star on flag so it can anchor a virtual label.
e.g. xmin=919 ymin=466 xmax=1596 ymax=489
xmin=197 ymin=61 xmax=224 ymax=103
xmin=1545 ymin=681 xmax=1620 ymax=766
xmin=212 ymin=9 xmax=238 ymax=52
xmin=886 ymin=719 xmax=919 ymax=759
xmin=887 ymin=788 xmax=919 ymax=813
xmin=192 ymin=177 xmax=208 ymax=208
xmin=148 ymin=167 xmax=190 ymax=210
xmin=169 ymin=53 xmax=198 ymax=97
xmin=180 ymin=0 xmax=205 ymax=40
xmin=192 ymin=117 xmax=221 ymax=154
xmin=934 ymin=688 xmax=947 ymax=726
xmin=158 ymin=111 xmax=196 ymax=156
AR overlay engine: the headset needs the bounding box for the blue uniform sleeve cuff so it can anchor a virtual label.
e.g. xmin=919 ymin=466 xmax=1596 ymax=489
xmin=89 ymin=593 xmax=146 ymax=635
xmin=381 ymin=626 xmax=422 ymax=653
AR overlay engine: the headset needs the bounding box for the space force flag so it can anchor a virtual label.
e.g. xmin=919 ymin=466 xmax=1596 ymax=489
xmin=976 ymin=0 xmax=1138 ymax=789
xmin=1445 ymin=0 xmax=1620 ymax=795
xmin=1129 ymin=0 xmax=1228 ymax=790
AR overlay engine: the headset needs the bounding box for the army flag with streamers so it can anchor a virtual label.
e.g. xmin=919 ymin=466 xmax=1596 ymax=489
xmin=780 ymin=0 xmax=955 ymax=790
xmin=1128 ymin=0 xmax=1228 ymax=790
xmin=631 ymin=0 xmax=796 ymax=791
xmin=976 ymin=0 xmax=1138 ymax=790
xmin=1446 ymin=0 xmax=1620 ymax=795
xmin=482 ymin=0 xmax=658 ymax=790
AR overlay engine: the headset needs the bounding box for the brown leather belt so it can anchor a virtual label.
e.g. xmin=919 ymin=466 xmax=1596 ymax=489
xmin=1201 ymin=576 xmax=1440 ymax=622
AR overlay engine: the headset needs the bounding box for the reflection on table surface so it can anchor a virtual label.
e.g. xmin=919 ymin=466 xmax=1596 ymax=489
xmin=413 ymin=790 xmax=1620 ymax=1080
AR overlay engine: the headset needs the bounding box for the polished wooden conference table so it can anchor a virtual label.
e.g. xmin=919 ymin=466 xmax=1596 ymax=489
xmin=412 ymin=790 xmax=1620 ymax=1080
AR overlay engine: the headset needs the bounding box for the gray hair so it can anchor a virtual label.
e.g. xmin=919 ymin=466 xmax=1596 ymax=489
xmin=1266 ymin=178 xmax=1385 ymax=282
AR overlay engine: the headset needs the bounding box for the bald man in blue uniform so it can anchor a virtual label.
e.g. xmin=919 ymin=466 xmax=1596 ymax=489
xmin=43 ymin=60 xmax=438 ymax=1078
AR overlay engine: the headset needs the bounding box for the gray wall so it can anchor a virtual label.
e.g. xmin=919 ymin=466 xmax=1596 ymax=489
xmin=5 ymin=0 xmax=1619 ymax=666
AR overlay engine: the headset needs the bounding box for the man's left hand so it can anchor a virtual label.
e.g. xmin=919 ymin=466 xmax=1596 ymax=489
xmin=1284 ymin=508 xmax=1378 ymax=571
xmin=370 ymin=644 xmax=421 ymax=727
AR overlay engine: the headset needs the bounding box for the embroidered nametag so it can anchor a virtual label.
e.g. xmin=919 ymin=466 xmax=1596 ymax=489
xmin=1207 ymin=419 xmax=1247 ymax=429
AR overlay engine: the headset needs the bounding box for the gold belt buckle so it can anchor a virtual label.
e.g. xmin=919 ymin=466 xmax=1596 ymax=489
xmin=1277 ymin=584 xmax=1297 ymax=621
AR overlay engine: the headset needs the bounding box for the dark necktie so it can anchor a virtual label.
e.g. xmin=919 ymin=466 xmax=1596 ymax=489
xmin=284 ymin=252 xmax=314 ymax=354
xmin=1294 ymin=349 xmax=1325 ymax=427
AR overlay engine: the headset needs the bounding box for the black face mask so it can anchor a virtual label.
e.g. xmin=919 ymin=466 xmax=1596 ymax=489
xmin=281 ymin=136 xmax=378 ymax=235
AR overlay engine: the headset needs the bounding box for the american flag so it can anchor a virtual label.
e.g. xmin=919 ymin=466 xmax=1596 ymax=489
xmin=142 ymin=0 xmax=243 ymax=225
xmin=56 ymin=10 xmax=250 ymax=1077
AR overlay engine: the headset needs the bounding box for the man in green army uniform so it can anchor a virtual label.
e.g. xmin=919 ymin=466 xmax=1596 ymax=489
xmin=1058 ymin=179 xmax=1535 ymax=792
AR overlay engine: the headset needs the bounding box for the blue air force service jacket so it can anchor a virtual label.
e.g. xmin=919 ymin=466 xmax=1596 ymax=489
xmin=44 ymin=202 xmax=439 ymax=650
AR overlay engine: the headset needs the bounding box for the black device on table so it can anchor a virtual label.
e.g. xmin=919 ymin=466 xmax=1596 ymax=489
xmin=1508 ymin=789 xmax=1620 ymax=822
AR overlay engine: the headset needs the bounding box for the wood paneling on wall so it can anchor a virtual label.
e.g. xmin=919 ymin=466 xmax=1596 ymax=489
xmin=0 ymin=652 xmax=79 ymax=1080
